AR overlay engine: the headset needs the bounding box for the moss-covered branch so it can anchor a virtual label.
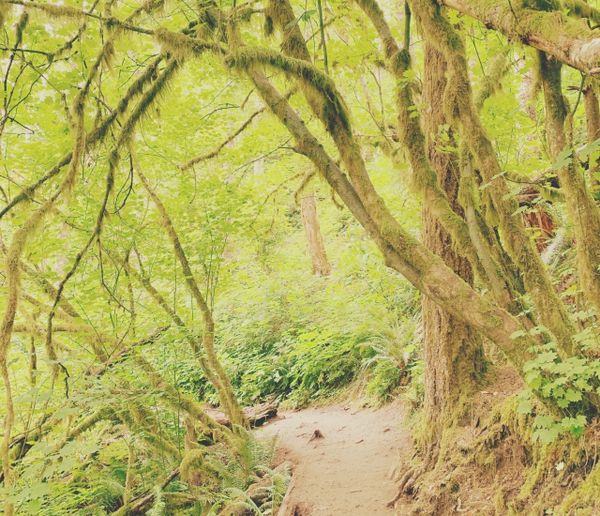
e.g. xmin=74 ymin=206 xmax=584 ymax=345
xmin=441 ymin=0 xmax=600 ymax=73
xmin=247 ymin=68 xmax=537 ymax=372
xmin=0 ymin=55 xmax=165 ymax=220
xmin=135 ymin=165 xmax=246 ymax=427
xmin=224 ymin=47 xmax=350 ymax=133
xmin=355 ymin=0 xmax=518 ymax=310
xmin=44 ymin=59 xmax=180 ymax=371
xmin=132 ymin=354 xmax=232 ymax=444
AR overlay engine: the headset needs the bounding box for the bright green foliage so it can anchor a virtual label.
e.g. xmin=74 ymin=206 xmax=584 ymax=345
xmin=2 ymin=0 xmax=600 ymax=513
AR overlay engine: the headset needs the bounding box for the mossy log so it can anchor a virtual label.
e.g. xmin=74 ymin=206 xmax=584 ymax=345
xmin=205 ymin=401 xmax=278 ymax=428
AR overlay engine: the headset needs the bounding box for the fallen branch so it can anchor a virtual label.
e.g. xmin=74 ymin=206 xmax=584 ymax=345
xmin=111 ymin=468 xmax=180 ymax=515
xmin=205 ymin=401 xmax=278 ymax=428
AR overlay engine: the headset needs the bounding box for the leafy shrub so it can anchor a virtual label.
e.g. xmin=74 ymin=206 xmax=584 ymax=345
xmin=365 ymin=360 xmax=404 ymax=403
xmin=173 ymin=330 xmax=374 ymax=407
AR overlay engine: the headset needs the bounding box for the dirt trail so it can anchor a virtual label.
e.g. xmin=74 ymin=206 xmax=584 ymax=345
xmin=258 ymin=400 xmax=412 ymax=515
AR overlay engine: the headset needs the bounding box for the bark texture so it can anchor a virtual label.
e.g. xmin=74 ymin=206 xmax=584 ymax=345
xmin=422 ymin=45 xmax=483 ymax=442
xmin=584 ymin=83 xmax=600 ymax=143
xmin=584 ymin=80 xmax=600 ymax=189
xmin=249 ymin=1 xmax=537 ymax=373
xmin=410 ymin=0 xmax=578 ymax=359
xmin=246 ymin=69 xmax=535 ymax=369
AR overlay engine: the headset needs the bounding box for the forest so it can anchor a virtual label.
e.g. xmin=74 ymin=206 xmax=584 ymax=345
xmin=2 ymin=0 xmax=600 ymax=514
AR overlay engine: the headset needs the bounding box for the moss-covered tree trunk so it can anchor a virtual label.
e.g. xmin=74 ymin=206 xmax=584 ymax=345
xmin=421 ymin=45 xmax=483 ymax=447
xmin=410 ymin=0 xmax=578 ymax=359
xmin=538 ymin=52 xmax=600 ymax=314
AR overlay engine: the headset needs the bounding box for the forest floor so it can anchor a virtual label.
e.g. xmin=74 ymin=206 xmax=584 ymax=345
xmin=258 ymin=400 xmax=413 ymax=515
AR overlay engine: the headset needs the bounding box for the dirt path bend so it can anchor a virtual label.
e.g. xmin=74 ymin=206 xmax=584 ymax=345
xmin=258 ymin=400 xmax=412 ymax=516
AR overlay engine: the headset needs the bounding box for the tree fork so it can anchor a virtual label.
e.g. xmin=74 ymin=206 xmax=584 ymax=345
xmin=246 ymin=68 xmax=536 ymax=370
xmin=354 ymin=0 xmax=518 ymax=312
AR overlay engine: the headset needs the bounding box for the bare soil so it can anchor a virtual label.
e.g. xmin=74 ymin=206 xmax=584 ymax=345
xmin=258 ymin=400 xmax=412 ymax=516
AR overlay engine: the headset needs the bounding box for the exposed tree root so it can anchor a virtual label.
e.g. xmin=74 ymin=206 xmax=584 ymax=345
xmin=391 ymin=382 xmax=600 ymax=514
xmin=386 ymin=465 xmax=421 ymax=508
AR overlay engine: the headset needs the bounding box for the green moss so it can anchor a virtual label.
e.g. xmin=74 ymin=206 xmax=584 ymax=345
xmin=180 ymin=449 xmax=205 ymax=483
xmin=559 ymin=465 xmax=600 ymax=512
xmin=265 ymin=0 xmax=311 ymax=60
xmin=225 ymin=47 xmax=350 ymax=133
xmin=0 ymin=1 xmax=9 ymax=27
xmin=411 ymin=0 xmax=580 ymax=362
xmin=562 ymin=0 xmax=600 ymax=24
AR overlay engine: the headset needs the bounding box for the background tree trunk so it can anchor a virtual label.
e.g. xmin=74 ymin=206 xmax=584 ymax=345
xmin=300 ymin=193 xmax=331 ymax=276
xmin=421 ymin=45 xmax=484 ymax=450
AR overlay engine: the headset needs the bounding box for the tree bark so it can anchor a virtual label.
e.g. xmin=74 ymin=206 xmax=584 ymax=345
xmin=246 ymin=68 xmax=536 ymax=370
xmin=422 ymin=45 xmax=484 ymax=445
xmin=300 ymin=193 xmax=331 ymax=276
xmin=584 ymin=83 xmax=600 ymax=143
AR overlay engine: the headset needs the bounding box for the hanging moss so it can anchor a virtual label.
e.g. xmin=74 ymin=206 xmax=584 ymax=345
xmin=475 ymin=52 xmax=510 ymax=110
xmin=265 ymin=0 xmax=311 ymax=60
xmin=155 ymin=28 xmax=195 ymax=61
xmin=225 ymin=47 xmax=350 ymax=133
xmin=20 ymin=1 xmax=86 ymax=20
xmin=197 ymin=1 xmax=219 ymax=30
xmin=13 ymin=10 xmax=28 ymax=45
xmin=180 ymin=449 xmax=206 ymax=485
xmin=44 ymin=58 xmax=180 ymax=376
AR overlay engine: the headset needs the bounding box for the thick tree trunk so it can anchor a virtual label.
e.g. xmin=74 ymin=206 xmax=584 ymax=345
xmin=300 ymin=193 xmax=331 ymax=276
xmin=410 ymin=0 xmax=578 ymax=359
xmin=248 ymin=69 xmax=536 ymax=367
xmin=422 ymin=45 xmax=484 ymax=445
